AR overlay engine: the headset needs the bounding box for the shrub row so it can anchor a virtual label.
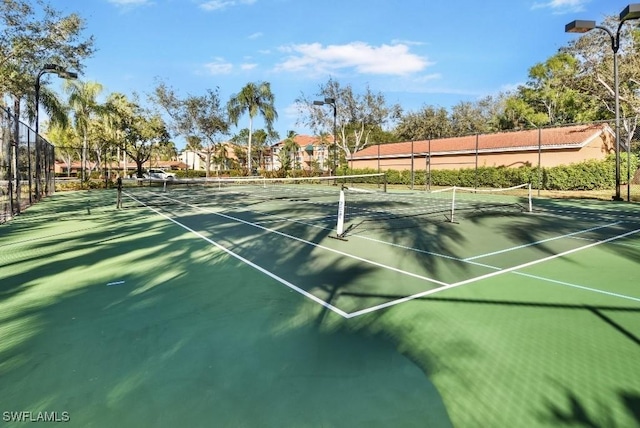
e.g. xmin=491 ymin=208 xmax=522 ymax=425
xmin=340 ymin=154 xmax=639 ymax=191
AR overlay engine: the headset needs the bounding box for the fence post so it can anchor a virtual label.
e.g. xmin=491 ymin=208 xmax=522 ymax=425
xmin=12 ymin=107 xmax=21 ymax=214
xmin=411 ymin=140 xmax=414 ymax=190
xmin=475 ymin=133 xmax=479 ymax=189
xmin=626 ymin=118 xmax=631 ymax=202
xmin=46 ymin=142 xmax=54 ymax=196
xmin=5 ymin=107 xmax=15 ymax=217
xmin=27 ymin=128 xmax=33 ymax=204
xmin=427 ymin=137 xmax=432 ymax=192
xmin=538 ymin=126 xmax=542 ymax=197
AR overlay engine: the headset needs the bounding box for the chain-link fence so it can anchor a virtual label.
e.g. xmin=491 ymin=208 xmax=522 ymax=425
xmin=620 ymin=119 xmax=640 ymax=202
xmin=353 ymin=120 xmax=640 ymax=202
xmin=1 ymin=106 xmax=55 ymax=223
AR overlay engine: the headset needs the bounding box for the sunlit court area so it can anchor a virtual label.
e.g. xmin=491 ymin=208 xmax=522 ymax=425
xmin=1 ymin=176 xmax=640 ymax=427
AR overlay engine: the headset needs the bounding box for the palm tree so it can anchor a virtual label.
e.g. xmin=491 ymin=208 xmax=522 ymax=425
xmin=104 ymin=93 xmax=134 ymax=177
xmin=156 ymin=141 xmax=178 ymax=162
xmin=185 ymin=135 xmax=203 ymax=171
xmin=46 ymin=122 xmax=78 ymax=177
xmin=227 ymin=82 xmax=277 ymax=174
xmin=64 ymin=80 xmax=103 ymax=182
xmin=215 ymin=143 xmax=230 ymax=171
xmin=279 ymin=130 xmax=299 ymax=173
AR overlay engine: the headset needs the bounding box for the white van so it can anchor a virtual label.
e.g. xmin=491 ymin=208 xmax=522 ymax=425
xmin=145 ymin=168 xmax=176 ymax=180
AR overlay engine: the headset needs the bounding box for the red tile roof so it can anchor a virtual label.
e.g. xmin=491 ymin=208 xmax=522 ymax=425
xmin=352 ymin=123 xmax=613 ymax=159
xmin=271 ymin=134 xmax=334 ymax=148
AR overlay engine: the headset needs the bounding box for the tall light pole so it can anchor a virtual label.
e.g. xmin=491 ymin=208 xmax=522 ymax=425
xmin=566 ymin=4 xmax=640 ymax=201
xmin=313 ymin=97 xmax=337 ymax=176
xmin=35 ymin=63 xmax=78 ymax=200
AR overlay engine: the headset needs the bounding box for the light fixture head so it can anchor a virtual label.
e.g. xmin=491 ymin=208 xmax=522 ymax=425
xmin=58 ymin=71 xmax=78 ymax=80
xmin=565 ymin=20 xmax=596 ymax=33
xmin=43 ymin=63 xmax=63 ymax=71
xmin=620 ymin=4 xmax=640 ymax=21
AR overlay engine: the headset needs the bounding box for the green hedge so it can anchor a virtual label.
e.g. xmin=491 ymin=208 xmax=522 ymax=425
xmin=343 ymin=154 xmax=638 ymax=191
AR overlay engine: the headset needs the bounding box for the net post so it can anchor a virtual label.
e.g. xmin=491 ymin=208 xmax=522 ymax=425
xmin=383 ymin=172 xmax=387 ymax=193
xmin=450 ymin=186 xmax=456 ymax=223
xmin=330 ymin=188 xmax=348 ymax=241
xmin=528 ymin=183 xmax=533 ymax=213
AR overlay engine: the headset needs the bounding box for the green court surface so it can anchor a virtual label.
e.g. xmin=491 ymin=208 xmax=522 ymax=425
xmin=1 ymin=184 xmax=640 ymax=427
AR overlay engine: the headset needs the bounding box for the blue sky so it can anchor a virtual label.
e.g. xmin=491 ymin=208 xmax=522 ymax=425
xmin=56 ymin=0 xmax=620 ymax=149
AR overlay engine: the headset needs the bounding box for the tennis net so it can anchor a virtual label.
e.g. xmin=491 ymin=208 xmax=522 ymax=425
xmin=128 ymin=175 xmax=532 ymax=231
xmin=128 ymin=173 xmax=387 ymax=207
xmin=337 ymin=183 xmax=532 ymax=233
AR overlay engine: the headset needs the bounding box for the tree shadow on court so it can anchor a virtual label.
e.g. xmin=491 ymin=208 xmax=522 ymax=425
xmin=0 ymin=209 xmax=173 ymax=302
xmin=541 ymin=385 xmax=616 ymax=427
xmin=263 ymin=201 xmax=473 ymax=281
xmin=341 ymin=293 xmax=640 ymax=346
xmin=0 ymin=190 xmax=454 ymax=427
xmin=621 ymin=393 xmax=640 ymax=426
xmin=117 ymin=189 xmax=640 ymax=426
xmin=327 ymin=291 xmax=640 ymax=426
xmin=467 ymin=197 xmax=640 ymax=266
xmin=8 ymin=189 xmax=638 ymax=426
xmin=539 ymin=382 xmax=640 ymax=427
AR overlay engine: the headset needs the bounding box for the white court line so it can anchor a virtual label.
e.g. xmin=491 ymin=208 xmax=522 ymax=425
xmin=464 ymin=222 xmax=621 ymax=261
xmin=512 ymin=272 xmax=640 ymax=303
xmin=131 ymin=191 xmax=640 ymax=318
xmin=346 ymin=227 xmax=640 ymax=318
xmin=534 ymin=206 xmax=640 ymax=223
xmin=245 ymin=207 xmax=494 ymax=269
xmin=239 ymin=207 xmax=494 ymax=267
xmin=127 ymin=193 xmax=351 ymax=318
xmin=155 ymin=194 xmax=449 ymax=288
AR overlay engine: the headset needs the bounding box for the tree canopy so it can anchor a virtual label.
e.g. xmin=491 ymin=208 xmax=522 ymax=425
xmin=0 ymin=0 xmax=94 ymax=120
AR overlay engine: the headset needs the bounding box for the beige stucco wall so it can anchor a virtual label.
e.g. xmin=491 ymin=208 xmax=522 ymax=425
xmin=352 ymin=134 xmax=613 ymax=171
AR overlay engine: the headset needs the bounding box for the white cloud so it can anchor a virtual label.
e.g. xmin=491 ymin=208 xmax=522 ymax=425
xmin=204 ymin=58 xmax=233 ymax=74
xmin=531 ymin=0 xmax=589 ymax=14
xmin=412 ymin=73 xmax=441 ymax=83
xmin=248 ymin=32 xmax=263 ymax=40
xmin=390 ymin=39 xmax=425 ymax=46
xmin=199 ymin=0 xmax=256 ymax=12
xmin=275 ymin=42 xmax=431 ymax=76
xmin=241 ymin=63 xmax=257 ymax=70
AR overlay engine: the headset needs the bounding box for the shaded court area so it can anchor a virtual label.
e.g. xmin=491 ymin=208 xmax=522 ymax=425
xmin=0 ymin=190 xmax=449 ymax=427
xmin=2 ymin=187 xmax=640 ymax=427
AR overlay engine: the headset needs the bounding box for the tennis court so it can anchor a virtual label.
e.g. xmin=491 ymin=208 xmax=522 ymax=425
xmin=1 ymin=177 xmax=639 ymax=427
